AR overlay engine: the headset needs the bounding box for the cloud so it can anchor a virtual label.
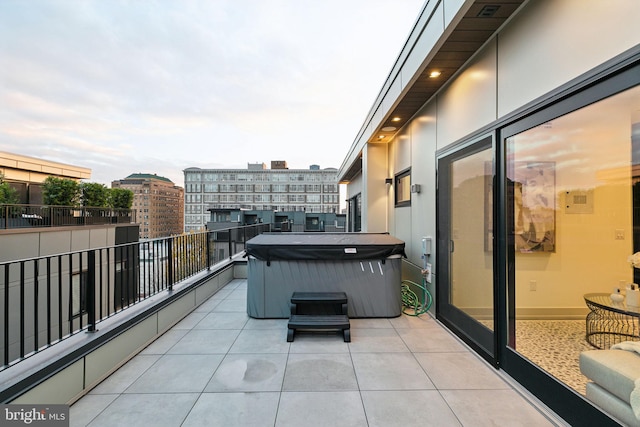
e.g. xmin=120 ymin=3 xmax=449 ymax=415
xmin=0 ymin=0 xmax=424 ymax=186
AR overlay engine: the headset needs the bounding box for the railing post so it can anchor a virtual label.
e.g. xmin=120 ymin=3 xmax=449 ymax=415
xmin=206 ymin=231 xmax=211 ymax=270
xmin=167 ymin=238 xmax=174 ymax=291
xmin=3 ymin=264 xmax=9 ymax=367
xmin=243 ymin=227 xmax=247 ymax=251
xmin=87 ymin=250 xmax=96 ymax=332
xmin=228 ymin=229 xmax=233 ymax=259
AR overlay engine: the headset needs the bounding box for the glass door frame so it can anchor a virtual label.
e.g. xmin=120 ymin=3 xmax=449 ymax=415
xmin=436 ymin=134 xmax=500 ymax=366
xmin=433 ymin=48 xmax=638 ymax=426
xmin=497 ymin=56 xmax=640 ymax=427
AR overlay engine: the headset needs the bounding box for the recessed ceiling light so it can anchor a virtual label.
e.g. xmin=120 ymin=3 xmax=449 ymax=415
xmin=381 ymin=126 xmax=396 ymax=132
xmin=429 ymin=71 xmax=441 ymax=78
xmin=392 ymin=117 xmax=401 ymax=122
xmin=378 ymin=135 xmax=385 ymax=139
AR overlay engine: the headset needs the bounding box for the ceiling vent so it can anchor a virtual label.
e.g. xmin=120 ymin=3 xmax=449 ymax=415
xmin=477 ymin=5 xmax=500 ymax=17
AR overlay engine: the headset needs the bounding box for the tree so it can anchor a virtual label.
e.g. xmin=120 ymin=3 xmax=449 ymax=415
xmin=42 ymin=176 xmax=79 ymax=206
xmin=0 ymin=172 xmax=19 ymax=204
xmin=80 ymin=182 xmax=109 ymax=207
xmin=109 ymin=188 xmax=134 ymax=209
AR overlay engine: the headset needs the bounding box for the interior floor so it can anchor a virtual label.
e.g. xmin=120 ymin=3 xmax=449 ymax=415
xmin=514 ymin=320 xmax=593 ymax=395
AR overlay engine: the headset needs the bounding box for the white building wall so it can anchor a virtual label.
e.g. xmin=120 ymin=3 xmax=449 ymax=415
xmin=376 ymin=0 xmax=640 ymax=309
xmin=362 ymin=144 xmax=388 ymax=233
xmin=497 ymin=0 xmax=640 ymax=117
xmin=408 ymin=105 xmax=438 ymax=266
xmin=437 ymin=39 xmax=498 ymax=150
xmin=346 ymin=172 xmax=363 ymax=200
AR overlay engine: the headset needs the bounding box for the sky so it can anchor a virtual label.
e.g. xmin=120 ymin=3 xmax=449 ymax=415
xmin=0 ymin=0 xmax=424 ymax=187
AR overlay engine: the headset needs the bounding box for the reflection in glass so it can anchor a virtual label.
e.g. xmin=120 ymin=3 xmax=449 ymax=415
xmin=506 ymin=85 xmax=640 ymax=394
xmin=451 ymin=147 xmax=494 ymax=331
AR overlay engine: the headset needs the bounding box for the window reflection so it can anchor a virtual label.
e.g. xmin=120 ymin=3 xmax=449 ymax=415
xmin=507 ymin=85 xmax=640 ymax=395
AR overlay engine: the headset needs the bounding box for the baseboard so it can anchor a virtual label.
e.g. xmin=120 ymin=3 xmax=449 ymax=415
xmin=460 ymin=306 xmax=589 ymax=320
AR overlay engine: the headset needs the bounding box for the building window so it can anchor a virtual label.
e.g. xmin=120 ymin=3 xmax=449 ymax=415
xmin=254 ymin=184 xmax=271 ymax=192
xmin=348 ymin=193 xmax=361 ymax=232
xmin=395 ymin=169 xmax=411 ymax=207
xmin=323 ymin=184 xmax=338 ymax=193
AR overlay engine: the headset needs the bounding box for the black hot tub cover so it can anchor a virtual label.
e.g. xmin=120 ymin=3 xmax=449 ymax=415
xmin=245 ymin=232 xmax=406 ymax=262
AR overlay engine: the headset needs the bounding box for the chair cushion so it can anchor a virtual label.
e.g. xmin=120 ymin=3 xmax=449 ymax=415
xmin=580 ymin=350 xmax=640 ymax=404
xmin=586 ymin=382 xmax=639 ymax=426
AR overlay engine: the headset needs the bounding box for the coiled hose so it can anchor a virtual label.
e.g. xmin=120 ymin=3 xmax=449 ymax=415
xmin=401 ymin=279 xmax=433 ymax=316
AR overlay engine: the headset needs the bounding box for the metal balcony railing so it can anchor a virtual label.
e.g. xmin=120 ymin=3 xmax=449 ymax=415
xmin=0 ymin=204 xmax=135 ymax=229
xmin=0 ymin=223 xmax=270 ymax=370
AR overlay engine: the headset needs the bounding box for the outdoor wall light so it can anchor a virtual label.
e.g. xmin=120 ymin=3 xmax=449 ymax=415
xmin=385 ymin=178 xmax=393 ymax=185
xmin=411 ymin=184 xmax=421 ymax=193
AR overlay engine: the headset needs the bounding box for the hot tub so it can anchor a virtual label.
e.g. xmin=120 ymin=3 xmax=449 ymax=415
xmin=245 ymin=233 xmax=405 ymax=318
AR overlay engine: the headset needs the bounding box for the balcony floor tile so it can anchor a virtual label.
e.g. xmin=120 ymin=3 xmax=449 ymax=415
xmin=282 ymin=353 xmax=358 ymax=391
xmin=182 ymin=392 xmax=280 ymax=427
xmin=70 ymin=279 xmax=564 ymax=427
xmin=276 ymin=391 xmax=367 ymax=427
xmin=81 ymin=393 xmax=198 ymax=427
xmin=441 ymin=389 xmax=556 ymax=426
xmin=351 ymin=352 xmax=435 ymax=390
xmin=166 ymin=329 xmax=241 ymax=355
xmin=124 ymin=354 xmax=223 ymax=394
xmin=204 ymin=353 xmax=288 ymax=392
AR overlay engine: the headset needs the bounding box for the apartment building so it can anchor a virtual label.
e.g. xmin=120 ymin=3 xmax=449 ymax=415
xmin=112 ymin=173 xmax=184 ymax=239
xmin=183 ymin=161 xmax=340 ymax=233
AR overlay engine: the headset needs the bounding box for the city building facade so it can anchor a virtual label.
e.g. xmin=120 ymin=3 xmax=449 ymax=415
xmin=112 ymin=173 xmax=184 ymax=239
xmin=183 ymin=162 xmax=340 ymax=233
xmin=207 ymin=208 xmax=345 ymax=232
xmin=337 ymin=0 xmax=640 ymax=425
xmin=0 ymin=151 xmax=91 ymax=204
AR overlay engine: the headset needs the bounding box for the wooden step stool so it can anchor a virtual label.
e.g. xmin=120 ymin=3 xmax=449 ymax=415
xmin=287 ymin=291 xmax=351 ymax=342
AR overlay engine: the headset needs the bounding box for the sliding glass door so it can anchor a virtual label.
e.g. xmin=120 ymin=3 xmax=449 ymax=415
xmin=437 ymin=136 xmax=496 ymax=362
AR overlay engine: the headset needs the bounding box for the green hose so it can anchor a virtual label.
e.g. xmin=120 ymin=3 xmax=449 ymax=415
xmin=401 ymin=279 xmax=433 ymax=316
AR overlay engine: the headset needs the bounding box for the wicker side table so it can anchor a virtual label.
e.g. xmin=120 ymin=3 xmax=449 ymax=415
xmin=584 ymin=293 xmax=640 ymax=349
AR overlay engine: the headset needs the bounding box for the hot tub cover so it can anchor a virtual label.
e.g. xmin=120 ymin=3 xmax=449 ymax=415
xmin=245 ymin=232 xmax=405 ymax=262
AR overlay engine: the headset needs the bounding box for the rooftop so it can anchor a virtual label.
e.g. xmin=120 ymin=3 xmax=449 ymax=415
xmin=69 ymin=279 xmax=566 ymax=427
xmin=122 ymin=173 xmax=174 ymax=183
